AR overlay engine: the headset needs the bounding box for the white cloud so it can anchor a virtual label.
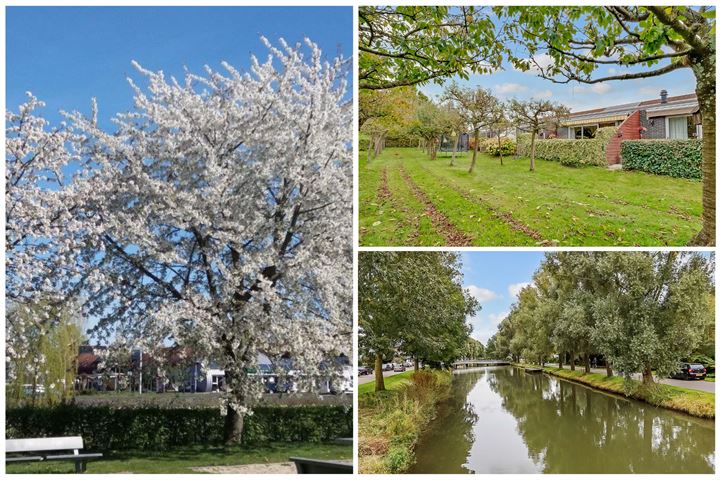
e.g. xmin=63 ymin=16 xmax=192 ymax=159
xmin=590 ymin=84 xmax=612 ymax=94
xmin=466 ymin=285 xmax=499 ymax=304
xmin=532 ymin=89 xmax=553 ymax=99
xmin=495 ymin=82 xmax=527 ymax=95
xmin=508 ymin=282 xmax=531 ymax=298
xmin=515 ymin=53 xmax=554 ymax=75
xmin=608 ymin=68 xmax=618 ymax=75
xmin=639 ymin=85 xmax=659 ymax=96
xmin=470 ymin=310 xmax=509 ymax=343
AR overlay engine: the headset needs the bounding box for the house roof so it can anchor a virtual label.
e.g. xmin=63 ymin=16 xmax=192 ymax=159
xmin=562 ymin=92 xmax=698 ymax=126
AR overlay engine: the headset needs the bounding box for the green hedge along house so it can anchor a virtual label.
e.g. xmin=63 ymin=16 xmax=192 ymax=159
xmin=555 ymin=90 xmax=701 ymax=166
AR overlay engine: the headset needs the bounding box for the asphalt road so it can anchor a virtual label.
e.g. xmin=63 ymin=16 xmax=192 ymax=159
xmin=357 ymin=367 xmax=414 ymax=384
xmin=545 ymin=364 xmax=714 ymax=393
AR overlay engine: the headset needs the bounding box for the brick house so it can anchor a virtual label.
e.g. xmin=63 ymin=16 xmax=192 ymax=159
xmin=556 ymin=90 xmax=701 ymax=165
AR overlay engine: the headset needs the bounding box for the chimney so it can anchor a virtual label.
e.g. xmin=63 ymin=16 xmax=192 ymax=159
xmin=660 ymin=89 xmax=668 ymax=104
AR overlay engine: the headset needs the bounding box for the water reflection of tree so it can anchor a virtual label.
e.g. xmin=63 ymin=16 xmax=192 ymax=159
xmin=410 ymin=369 xmax=482 ymax=473
xmin=487 ymin=368 xmax=714 ymax=473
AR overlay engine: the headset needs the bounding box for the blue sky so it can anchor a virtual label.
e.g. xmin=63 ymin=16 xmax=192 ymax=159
xmin=6 ymin=6 xmax=352 ymax=128
xmin=460 ymin=251 xmax=545 ymax=344
xmin=421 ymin=62 xmax=696 ymax=113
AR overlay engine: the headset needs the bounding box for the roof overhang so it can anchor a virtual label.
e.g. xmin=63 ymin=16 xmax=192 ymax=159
xmin=646 ymin=106 xmax=699 ymax=118
xmin=562 ymin=114 xmax=627 ymax=127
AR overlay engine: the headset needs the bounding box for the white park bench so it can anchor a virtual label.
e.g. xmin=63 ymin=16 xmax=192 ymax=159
xmin=6 ymin=436 xmax=103 ymax=473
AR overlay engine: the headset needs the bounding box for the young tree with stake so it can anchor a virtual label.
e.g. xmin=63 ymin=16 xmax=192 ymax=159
xmin=509 ymin=99 xmax=568 ymax=172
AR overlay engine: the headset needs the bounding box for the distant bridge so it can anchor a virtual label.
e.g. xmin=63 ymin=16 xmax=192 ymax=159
xmin=452 ymin=359 xmax=510 ymax=369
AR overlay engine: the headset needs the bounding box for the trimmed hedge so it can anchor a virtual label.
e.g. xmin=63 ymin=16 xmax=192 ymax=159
xmin=6 ymin=405 xmax=352 ymax=451
xmin=517 ymin=127 xmax=616 ymax=167
xmin=621 ymin=139 xmax=702 ymax=179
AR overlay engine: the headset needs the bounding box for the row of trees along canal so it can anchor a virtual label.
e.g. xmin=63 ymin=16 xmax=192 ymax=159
xmin=359 ymin=5 xmax=716 ymax=245
xmin=483 ymin=252 xmax=714 ymax=384
xmin=358 ymin=251 xmax=482 ymax=391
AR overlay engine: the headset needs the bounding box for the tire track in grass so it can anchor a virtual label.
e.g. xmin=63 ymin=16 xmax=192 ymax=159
xmin=415 ymin=163 xmax=546 ymax=243
xmin=398 ymin=165 xmax=473 ymax=246
xmin=377 ymin=167 xmax=391 ymax=203
xmin=383 ymin=165 xmax=421 ymax=243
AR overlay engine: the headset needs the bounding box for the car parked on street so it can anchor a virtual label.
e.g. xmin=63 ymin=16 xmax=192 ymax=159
xmin=383 ymin=363 xmax=394 ymax=371
xmin=671 ymin=363 xmax=707 ymax=380
xmin=393 ymin=364 xmax=406 ymax=372
xmin=358 ymin=366 xmax=372 ymax=376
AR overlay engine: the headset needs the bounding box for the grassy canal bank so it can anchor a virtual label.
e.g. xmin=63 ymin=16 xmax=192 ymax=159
xmin=516 ymin=364 xmax=714 ymax=419
xmin=358 ymin=369 xmax=451 ymax=474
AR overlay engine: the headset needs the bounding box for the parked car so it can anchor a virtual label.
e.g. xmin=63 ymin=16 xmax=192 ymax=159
xmin=671 ymin=363 xmax=707 ymax=380
xmin=383 ymin=363 xmax=394 ymax=371
xmin=358 ymin=366 xmax=372 ymax=376
xmin=393 ymin=364 xmax=406 ymax=372
xmin=404 ymin=360 xmax=413 ymax=368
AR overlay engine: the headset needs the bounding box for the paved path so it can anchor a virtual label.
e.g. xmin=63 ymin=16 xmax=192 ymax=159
xmin=191 ymin=462 xmax=296 ymax=474
xmin=357 ymin=367 xmax=414 ymax=384
xmin=546 ymin=364 xmax=714 ymax=393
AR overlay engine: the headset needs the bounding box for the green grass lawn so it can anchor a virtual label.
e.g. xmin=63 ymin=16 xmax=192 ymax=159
xmin=5 ymin=442 xmax=351 ymax=474
xmin=358 ymin=370 xmax=416 ymax=395
xmin=360 ymin=148 xmax=702 ymax=246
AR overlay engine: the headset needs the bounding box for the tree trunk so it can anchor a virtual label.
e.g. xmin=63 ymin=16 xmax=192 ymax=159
xmin=222 ymin=364 xmax=248 ymax=444
xmin=530 ymin=131 xmax=536 ymax=172
xmin=374 ymin=353 xmax=385 ymax=392
xmin=430 ymin=138 xmax=438 ymax=160
xmin=691 ymin=54 xmax=716 ymax=245
xmin=414 ymin=357 xmax=419 ymax=372
xmin=450 ymin=135 xmax=459 ymax=166
xmin=224 ymin=404 xmax=245 ymax=445
xmin=558 ymin=352 xmax=563 ymax=370
xmin=569 ymin=350 xmax=575 ymax=371
xmin=584 ymin=353 xmax=590 ymax=374
xmin=469 ymin=129 xmax=480 ymax=173
xmin=606 ymin=361 xmax=613 ymax=377
xmin=497 ymin=135 xmax=504 ymax=165
xmin=642 ymin=366 xmax=654 ymax=385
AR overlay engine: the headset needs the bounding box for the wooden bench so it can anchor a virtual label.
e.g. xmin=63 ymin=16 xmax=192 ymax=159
xmin=289 ymin=457 xmax=353 ymax=474
xmin=6 ymin=436 xmax=103 ymax=473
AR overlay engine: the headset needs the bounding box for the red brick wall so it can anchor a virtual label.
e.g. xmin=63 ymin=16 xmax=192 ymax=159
xmin=606 ymin=111 xmax=642 ymax=165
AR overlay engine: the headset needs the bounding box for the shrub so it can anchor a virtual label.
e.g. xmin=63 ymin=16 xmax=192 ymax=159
xmin=5 ymin=404 xmax=352 ymax=451
xmin=621 ymin=139 xmax=702 ymax=179
xmin=483 ymin=138 xmax=516 ymax=157
xmin=517 ymin=127 xmax=616 ymax=167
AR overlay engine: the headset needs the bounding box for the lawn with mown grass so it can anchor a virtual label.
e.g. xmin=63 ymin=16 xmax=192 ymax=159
xmin=543 ymin=367 xmax=715 ymax=419
xmin=358 ymin=370 xmax=416 ymax=395
xmin=5 ymin=442 xmax=351 ymax=474
xmin=360 ymin=148 xmax=702 ymax=246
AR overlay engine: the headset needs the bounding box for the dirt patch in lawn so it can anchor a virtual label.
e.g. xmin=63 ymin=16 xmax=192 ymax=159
xmin=399 ymin=166 xmax=472 ymax=246
xmin=377 ymin=167 xmax=391 ymax=204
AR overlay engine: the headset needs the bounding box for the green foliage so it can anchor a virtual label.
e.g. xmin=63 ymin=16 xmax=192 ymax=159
xmin=359 ymin=252 xmax=478 ymax=373
xmin=621 ymin=139 xmax=702 ymax=179
xmin=482 ymin=138 xmax=516 ymax=156
xmin=5 ymin=405 xmax=352 ymax=451
xmin=359 ymin=6 xmax=504 ymax=90
xmin=6 ymin=302 xmax=85 ymax=407
xmin=517 ymin=127 xmax=616 ymax=167
xmin=358 ymin=370 xmax=452 ymax=473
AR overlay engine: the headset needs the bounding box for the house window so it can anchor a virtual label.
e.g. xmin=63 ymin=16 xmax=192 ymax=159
xmin=573 ymin=125 xmax=597 ymax=139
xmin=667 ymin=116 xmax=693 ymax=139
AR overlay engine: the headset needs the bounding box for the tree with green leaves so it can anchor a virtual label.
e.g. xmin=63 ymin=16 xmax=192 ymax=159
xmin=486 ymin=102 xmax=511 ymax=165
xmin=591 ymin=252 xmax=714 ymax=384
xmin=411 ymin=101 xmax=455 ymax=160
xmin=498 ymin=6 xmax=716 ymax=245
xmin=462 ymin=337 xmax=486 ymax=360
xmin=7 ymin=301 xmax=85 ymax=406
xmin=358 ymin=251 xmax=478 ymax=391
xmin=443 ymin=84 xmax=501 ymax=173
xmin=360 ymin=87 xmax=418 ymax=160
xmin=509 ymin=99 xmax=569 ymax=172
xmin=359 ymin=6 xmax=503 ymax=90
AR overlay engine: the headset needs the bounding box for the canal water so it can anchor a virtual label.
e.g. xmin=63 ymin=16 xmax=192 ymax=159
xmin=410 ymin=366 xmax=715 ymax=474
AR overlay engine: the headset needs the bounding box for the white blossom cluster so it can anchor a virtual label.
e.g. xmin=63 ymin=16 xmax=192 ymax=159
xmin=6 ymin=38 xmax=352 ymax=409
